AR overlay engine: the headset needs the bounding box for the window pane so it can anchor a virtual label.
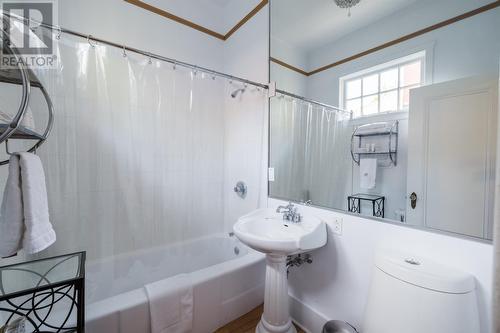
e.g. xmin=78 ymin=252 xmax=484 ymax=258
xmin=380 ymin=90 xmax=398 ymax=112
xmin=346 ymin=98 xmax=361 ymax=118
xmin=363 ymin=74 xmax=379 ymax=95
xmin=399 ymin=85 xmax=419 ymax=109
xmin=400 ymin=61 xmax=421 ymax=87
xmin=346 ymin=79 xmax=361 ymax=99
xmin=380 ymin=68 xmax=398 ymax=91
xmin=362 ymin=95 xmax=379 ymax=115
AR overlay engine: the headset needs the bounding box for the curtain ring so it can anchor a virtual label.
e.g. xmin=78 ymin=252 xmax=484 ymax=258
xmin=122 ymin=45 xmax=127 ymax=58
xmin=56 ymin=25 xmax=62 ymax=40
xmin=87 ymin=35 xmax=96 ymax=48
xmin=148 ymin=53 xmax=152 ymax=64
xmin=172 ymin=61 xmax=177 ymax=70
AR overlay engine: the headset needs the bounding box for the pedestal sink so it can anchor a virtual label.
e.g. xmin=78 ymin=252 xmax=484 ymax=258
xmin=233 ymin=206 xmax=327 ymax=333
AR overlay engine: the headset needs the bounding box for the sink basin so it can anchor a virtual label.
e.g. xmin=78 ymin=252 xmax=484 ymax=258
xmin=234 ymin=207 xmax=327 ymax=333
xmin=233 ymin=208 xmax=327 ymax=255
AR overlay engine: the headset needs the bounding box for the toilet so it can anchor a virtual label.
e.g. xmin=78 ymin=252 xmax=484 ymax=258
xmin=363 ymin=251 xmax=479 ymax=333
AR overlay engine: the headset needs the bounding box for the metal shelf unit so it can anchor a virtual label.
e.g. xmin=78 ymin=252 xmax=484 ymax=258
xmin=0 ymin=27 xmax=54 ymax=165
xmin=350 ymin=121 xmax=398 ymax=167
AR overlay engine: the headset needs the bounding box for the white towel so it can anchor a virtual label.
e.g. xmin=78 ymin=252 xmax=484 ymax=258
xmin=0 ymin=153 xmax=55 ymax=257
xmin=144 ymin=274 xmax=193 ymax=333
xmin=0 ymin=155 xmax=24 ymax=257
xmin=360 ymin=158 xmax=377 ymax=189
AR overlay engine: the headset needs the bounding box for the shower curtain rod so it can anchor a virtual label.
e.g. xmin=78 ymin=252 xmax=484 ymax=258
xmin=2 ymin=12 xmax=269 ymax=90
xmin=275 ymin=89 xmax=349 ymax=114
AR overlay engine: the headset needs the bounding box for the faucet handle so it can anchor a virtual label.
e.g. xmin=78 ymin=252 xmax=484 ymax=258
xmin=292 ymin=212 xmax=302 ymax=223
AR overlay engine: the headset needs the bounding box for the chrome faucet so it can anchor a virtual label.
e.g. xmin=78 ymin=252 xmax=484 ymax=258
xmin=276 ymin=202 xmax=302 ymax=223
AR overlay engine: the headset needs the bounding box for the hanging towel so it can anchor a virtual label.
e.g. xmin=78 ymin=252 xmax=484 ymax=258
xmin=144 ymin=274 xmax=193 ymax=333
xmin=360 ymin=158 xmax=377 ymax=190
xmin=0 ymin=155 xmax=24 ymax=257
xmin=0 ymin=153 xmax=55 ymax=257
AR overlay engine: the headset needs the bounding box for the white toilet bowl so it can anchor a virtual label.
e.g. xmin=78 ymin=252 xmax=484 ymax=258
xmin=363 ymin=251 xmax=479 ymax=333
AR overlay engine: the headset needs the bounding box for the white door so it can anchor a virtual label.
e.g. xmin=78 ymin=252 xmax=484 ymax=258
xmin=406 ymin=76 xmax=498 ymax=238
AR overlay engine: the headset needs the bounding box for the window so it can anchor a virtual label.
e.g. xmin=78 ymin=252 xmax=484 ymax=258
xmin=341 ymin=51 xmax=425 ymax=118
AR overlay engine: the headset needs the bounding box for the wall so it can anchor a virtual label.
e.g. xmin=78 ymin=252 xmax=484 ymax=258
xmin=222 ymin=5 xmax=270 ymax=231
xmin=270 ymin=38 xmax=309 ymax=96
xmin=269 ymin=198 xmax=494 ymax=333
xmin=57 ymin=0 xmax=224 ymax=71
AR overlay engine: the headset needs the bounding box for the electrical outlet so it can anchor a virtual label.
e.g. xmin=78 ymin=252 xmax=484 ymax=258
xmin=331 ymin=217 xmax=343 ymax=235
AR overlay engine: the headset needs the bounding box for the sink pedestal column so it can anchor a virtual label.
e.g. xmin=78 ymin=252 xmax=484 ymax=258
xmin=256 ymin=254 xmax=296 ymax=333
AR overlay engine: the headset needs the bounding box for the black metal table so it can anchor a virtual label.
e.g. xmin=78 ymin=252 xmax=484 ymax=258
xmin=0 ymin=252 xmax=86 ymax=333
xmin=348 ymin=193 xmax=385 ymax=218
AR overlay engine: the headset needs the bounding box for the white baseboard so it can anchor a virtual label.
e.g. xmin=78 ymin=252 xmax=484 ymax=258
xmin=289 ymin=294 xmax=330 ymax=333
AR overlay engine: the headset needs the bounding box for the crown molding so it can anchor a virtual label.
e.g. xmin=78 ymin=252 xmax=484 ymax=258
xmin=124 ymin=0 xmax=268 ymax=41
xmin=272 ymin=1 xmax=500 ymax=77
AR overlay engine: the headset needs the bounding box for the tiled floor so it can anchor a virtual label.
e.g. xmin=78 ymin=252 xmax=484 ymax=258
xmin=214 ymin=304 xmax=305 ymax=333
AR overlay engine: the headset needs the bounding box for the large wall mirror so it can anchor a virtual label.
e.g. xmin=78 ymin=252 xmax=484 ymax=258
xmin=269 ymin=0 xmax=500 ymax=241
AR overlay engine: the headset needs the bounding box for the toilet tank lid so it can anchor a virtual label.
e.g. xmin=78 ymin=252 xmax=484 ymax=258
xmin=374 ymin=251 xmax=475 ymax=294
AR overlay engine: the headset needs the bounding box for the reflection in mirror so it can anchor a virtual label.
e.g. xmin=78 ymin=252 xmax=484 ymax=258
xmin=269 ymin=0 xmax=500 ymax=240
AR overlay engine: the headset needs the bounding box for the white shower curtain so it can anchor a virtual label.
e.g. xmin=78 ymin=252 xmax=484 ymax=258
xmin=36 ymin=35 xmax=227 ymax=261
xmin=0 ymin=29 xmax=266 ymax=264
xmin=269 ymin=96 xmax=351 ymax=208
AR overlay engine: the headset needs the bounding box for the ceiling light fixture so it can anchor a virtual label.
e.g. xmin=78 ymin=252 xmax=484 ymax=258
xmin=334 ymin=0 xmax=361 ymax=17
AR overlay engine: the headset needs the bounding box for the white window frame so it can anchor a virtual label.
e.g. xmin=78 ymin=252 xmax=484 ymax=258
xmin=339 ymin=50 xmax=426 ymax=119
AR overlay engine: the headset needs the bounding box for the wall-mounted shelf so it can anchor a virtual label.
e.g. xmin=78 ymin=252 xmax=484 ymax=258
xmin=0 ymin=40 xmax=54 ymax=165
xmin=0 ymin=124 xmax=45 ymax=140
xmin=350 ymin=121 xmax=398 ymax=167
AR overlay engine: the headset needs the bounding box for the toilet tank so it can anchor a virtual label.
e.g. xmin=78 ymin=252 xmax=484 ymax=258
xmin=363 ymin=251 xmax=479 ymax=333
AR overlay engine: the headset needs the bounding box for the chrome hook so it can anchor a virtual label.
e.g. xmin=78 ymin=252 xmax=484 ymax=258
xmin=56 ymin=25 xmax=62 ymax=40
xmin=122 ymin=45 xmax=127 ymax=58
xmin=87 ymin=35 xmax=96 ymax=48
xmin=148 ymin=53 xmax=152 ymax=64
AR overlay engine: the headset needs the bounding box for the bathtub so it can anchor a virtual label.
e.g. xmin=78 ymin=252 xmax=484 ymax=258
xmin=85 ymin=234 xmax=265 ymax=333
